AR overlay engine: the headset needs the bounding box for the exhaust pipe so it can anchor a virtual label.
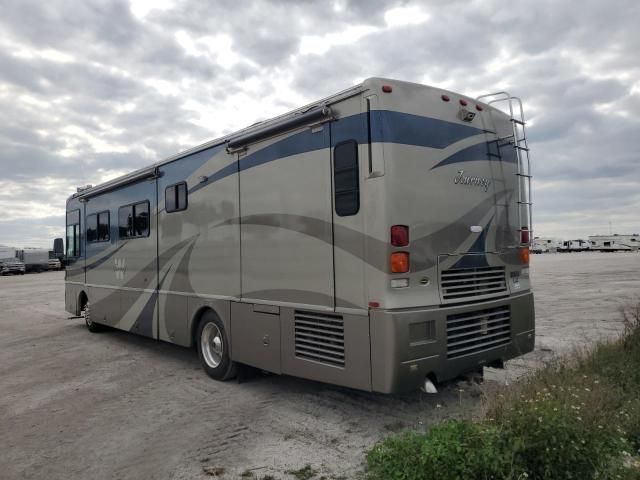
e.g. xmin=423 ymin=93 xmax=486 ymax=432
xmin=422 ymin=377 xmax=438 ymax=394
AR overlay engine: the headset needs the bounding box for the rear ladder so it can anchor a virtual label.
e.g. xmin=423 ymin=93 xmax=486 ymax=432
xmin=476 ymin=92 xmax=532 ymax=244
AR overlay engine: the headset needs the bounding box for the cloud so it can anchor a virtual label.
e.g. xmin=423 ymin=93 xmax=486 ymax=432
xmin=0 ymin=0 xmax=638 ymax=247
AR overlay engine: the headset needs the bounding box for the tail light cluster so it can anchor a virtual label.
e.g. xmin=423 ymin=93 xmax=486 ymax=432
xmin=390 ymin=225 xmax=410 ymax=273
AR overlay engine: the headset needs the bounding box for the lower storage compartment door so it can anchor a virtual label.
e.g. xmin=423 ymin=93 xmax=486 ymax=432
xmin=230 ymin=302 xmax=281 ymax=374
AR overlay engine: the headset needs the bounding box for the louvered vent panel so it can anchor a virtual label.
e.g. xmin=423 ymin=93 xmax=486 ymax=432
xmin=294 ymin=310 xmax=345 ymax=368
xmin=446 ymin=305 xmax=511 ymax=359
xmin=441 ymin=266 xmax=507 ymax=301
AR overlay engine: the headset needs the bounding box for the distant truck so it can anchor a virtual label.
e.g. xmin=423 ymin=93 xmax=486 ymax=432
xmin=17 ymin=248 xmax=50 ymax=273
xmin=589 ymin=234 xmax=640 ymax=252
xmin=0 ymin=246 xmax=25 ymax=275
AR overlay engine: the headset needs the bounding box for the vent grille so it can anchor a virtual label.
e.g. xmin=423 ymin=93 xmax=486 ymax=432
xmin=441 ymin=266 xmax=507 ymax=301
xmin=294 ymin=310 xmax=345 ymax=367
xmin=446 ymin=305 xmax=511 ymax=358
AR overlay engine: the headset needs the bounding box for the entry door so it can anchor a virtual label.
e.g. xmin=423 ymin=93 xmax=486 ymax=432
xmin=239 ymin=124 xmax=335 ymax=309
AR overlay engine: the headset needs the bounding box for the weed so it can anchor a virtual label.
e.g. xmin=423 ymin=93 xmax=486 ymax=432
xmin=286 ymin=464 xmax=318 ymax=480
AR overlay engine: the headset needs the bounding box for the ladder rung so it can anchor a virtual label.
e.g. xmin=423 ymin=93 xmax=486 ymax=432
xmin=515 ymin=173 xmax=532 ymax=178
xmin=489 ymin=135 xmax=514 ymax=143
xmin=488 ymin=153 xmax=501 ymax=158
xmin=517 ymin=201 xmax=533 ymax=205
xmin=511 ymin=118 xmax=525 ymax=125
xmin=513 ymin=145 xmax=529 ymax=151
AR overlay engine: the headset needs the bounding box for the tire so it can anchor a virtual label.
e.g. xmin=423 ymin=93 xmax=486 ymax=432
xmin=196 ymin=310 xmax=237 ymax=381
xmin=84 ymin=301 xmax=103 ymax=333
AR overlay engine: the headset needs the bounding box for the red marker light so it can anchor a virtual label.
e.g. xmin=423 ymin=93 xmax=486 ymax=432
xmin=441 ymin=94 xmax=450 ymax=102
xmin=521 ymin=227 xmax=530 ymax=244
xmin=390 ymin=225 xmax=409 ymax=247
xmin=382 ymin=85 xmax=393 ymax=93
xmin=368 ymin=301 xmax=380 ymax=308
xmin=476 ymin=104 xmax=483 ymax=111
xmin=459 ymin=99 xmax=468 ymax=106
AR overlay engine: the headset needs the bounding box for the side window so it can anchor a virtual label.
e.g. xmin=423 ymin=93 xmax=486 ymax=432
xmin=86 ymin=214 xmax=97 ymax=242
xmin=333 ymin=140 xmax=360 ymax=216
xmin=134 ymin=201 xmax=149 ymax=236
xmin=87 ymin=211 xmax=110 ymax=243
xmin=165 ymin=182 xmax=188 ymax=213
xmin=66 ymin=209 xmax=80 ymax=257
xmin=119 ymin=201 xmax=150 ymax=239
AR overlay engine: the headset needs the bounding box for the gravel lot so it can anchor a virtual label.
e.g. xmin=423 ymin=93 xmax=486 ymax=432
xmin=1 ymin=252 xmax=639 ymax=480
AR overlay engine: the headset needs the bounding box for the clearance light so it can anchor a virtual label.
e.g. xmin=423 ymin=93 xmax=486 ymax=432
xmin=521 ymin=227 xmax=530 ymax=244
xmin=391 ymin=252 xmax=410 ymax=273
xmin=476 ymin=104 xmax=483 ymax=111
xmin=368 ymin=301 xmax=380 ymax=308
xmin=441 ymin=94 xmax=450 ymax=102
xmin=382 ymin=85 xmax=393 ymax=93
xmin=390 ymin=225 xmax=409 ymax=247
xmin=520 ymin=247 xmax=530 ymax=265
xmin=459 ymin=99 xmax=468 ymax=106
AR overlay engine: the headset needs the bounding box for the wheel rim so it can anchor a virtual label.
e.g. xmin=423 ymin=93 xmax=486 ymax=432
xmin=201 ymin=323 xmax=223 ymax=368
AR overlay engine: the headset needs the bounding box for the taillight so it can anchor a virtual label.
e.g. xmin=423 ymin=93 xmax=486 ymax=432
xmin=391 ymin=252 xmax=410 ymax=273
xmin=520 ymin=247 xmax=530 ymax=265
xmin=521 ymin=227 xmax=530 ymax=244
xmin=390 ymin=225 xmax=409 ymax=247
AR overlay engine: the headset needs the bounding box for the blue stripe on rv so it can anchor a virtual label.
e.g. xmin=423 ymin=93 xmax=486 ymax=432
xmin=189 ymin=110 xmax=500 ymax=194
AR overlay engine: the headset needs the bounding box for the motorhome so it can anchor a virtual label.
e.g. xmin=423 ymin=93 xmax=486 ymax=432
xmin=530 ymin=237 xmax=563 ymax=253
xmin=65 ymin=78 xmax=535 ymax=393
xmin=589 ymin=234 xmax=640 ymax=252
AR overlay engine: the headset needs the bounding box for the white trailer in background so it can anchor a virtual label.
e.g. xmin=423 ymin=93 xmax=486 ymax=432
xmin=558 ymin=239 xmax=591 ymax=252
xmin=589 ymin=234 xmax=640 ymax=252
xmin=18 ymin=248 xmax=50 ymax=273
xmin=530 ymin=237 xmax=563 ymax=253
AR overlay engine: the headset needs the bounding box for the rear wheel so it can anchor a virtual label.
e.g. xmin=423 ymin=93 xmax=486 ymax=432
xmin=196 ymin=310 xmax=237 ymax=381
xmin=84 ymin=301 xmax=103 ymax=333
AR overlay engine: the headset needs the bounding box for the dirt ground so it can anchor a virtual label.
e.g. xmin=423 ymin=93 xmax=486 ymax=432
xmin=1 ymin=252 xmax=639 ymax=480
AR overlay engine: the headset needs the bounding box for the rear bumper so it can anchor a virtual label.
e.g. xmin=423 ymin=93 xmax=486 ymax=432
xmin=370 ymin=291 xmax=535 ymax=393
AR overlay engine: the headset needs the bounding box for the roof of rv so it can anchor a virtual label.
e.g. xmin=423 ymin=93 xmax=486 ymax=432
xmin=68 ymin=77 xmax=494 ymax=201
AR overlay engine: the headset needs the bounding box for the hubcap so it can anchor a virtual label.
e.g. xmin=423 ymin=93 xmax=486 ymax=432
xmin=201 ymin=323 xmax=224 ymax=368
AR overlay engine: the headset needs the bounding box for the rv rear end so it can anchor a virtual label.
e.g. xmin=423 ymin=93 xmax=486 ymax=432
xmin=362 ymin=79 xmax=534 ymax=393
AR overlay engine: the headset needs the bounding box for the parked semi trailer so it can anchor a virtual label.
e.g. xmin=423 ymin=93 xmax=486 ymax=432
xmin=65 ymin=78 xmax=535 ymax=393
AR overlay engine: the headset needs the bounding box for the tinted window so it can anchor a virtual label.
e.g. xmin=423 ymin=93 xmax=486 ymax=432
xmin=119 ymin=201 xmax=150 ymax=239
xmin=87 ymin=211 xmax=109 ymax=243
xmin=119 ymin=206 xmax=133 ymax=238
xmin=86 ymin=214 xmax=97 ymax=242
xmin=66 ymin=209 xmax=80 ymax=257
xmin=97 ymin=212 xmax=110 ymax=241
xmin=333 ymin=140 xmax=360 ymax=216
xmin=134 ymin=202 xmax=149 ymax=236
xmin=165 ymin=182 xmax=188 ymax=213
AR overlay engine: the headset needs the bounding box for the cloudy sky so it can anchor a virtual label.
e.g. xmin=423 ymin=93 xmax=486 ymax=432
xmin=0 ymin=0 xmax=638 ymax=248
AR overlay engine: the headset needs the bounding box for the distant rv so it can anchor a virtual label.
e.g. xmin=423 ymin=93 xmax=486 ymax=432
xmin=589 ymin=234 xmax=640 ymax=252
xmin=530 ymin=237 xmax=563 ymax=253
xmin=64 ymin=78 xmax=535 ymax=394
xmin=558 ymin=239 xmax=591 ymax=252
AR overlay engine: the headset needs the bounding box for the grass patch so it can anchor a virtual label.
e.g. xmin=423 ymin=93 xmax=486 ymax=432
xmin=367 ymin=303 xmax=640 ymax=479
xmin=286 ymin=464 xmax=319 ymax=480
